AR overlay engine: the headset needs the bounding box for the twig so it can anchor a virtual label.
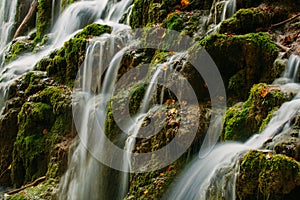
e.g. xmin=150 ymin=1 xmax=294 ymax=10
xmin=2 ymin=176 xmax=46 ymax=195
xmin=275 ymin=42 xmax=290 ymax=52
xmin=13 ymin=0 xmax=38 ymax=39
xmin=270 ymin=13 xmax=300 ymax=29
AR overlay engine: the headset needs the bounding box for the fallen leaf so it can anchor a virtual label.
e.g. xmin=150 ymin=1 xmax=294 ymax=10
xmin=260 ymin=87 xmax=269 ymax=98
xmin=181 ymin=0 xmax=190 ymax=8
xmin=165 ymin=99 xmax=175 ymax=105
xmin=43 ymin=129 xmax=48 ymax=135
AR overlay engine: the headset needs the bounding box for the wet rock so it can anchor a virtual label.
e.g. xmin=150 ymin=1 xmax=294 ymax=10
xmin=222 ymin=83 xmax=291 ymax=142
xmin=237 ymin=150 xmax=300 ymax=200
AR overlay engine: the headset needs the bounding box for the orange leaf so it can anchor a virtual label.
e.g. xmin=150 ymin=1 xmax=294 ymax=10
xmin=144 ymin=189 xmax=149 ymax=195
xmin=165 ymin=99 xmax=175 ymax=105
xmin=181 ymin=0 xmax=190 ymax=7
xmin=260 ymin=87 xmax=269 ymax=98
xmin=43 ymin=129 xmax=48 ymax=135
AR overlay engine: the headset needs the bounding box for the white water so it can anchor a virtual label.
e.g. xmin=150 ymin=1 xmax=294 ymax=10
xmin=0 ymin=0 xmax=18 ymax=51
xmin=58 ymin=1 xmax=134 ymax=199
xmin=165 ymin=55 xmax=300 ymax=200
xmin=207 ymin=0 xmax=237 ymax=35
xmin=283 ymin=54 xmax=300 ymax=82
xmin=0 ymin=0 xmax=124 ymax=112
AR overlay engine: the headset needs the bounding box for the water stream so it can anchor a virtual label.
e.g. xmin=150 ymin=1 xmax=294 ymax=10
xmin=164 ymin=54 xmax=300 ymax=200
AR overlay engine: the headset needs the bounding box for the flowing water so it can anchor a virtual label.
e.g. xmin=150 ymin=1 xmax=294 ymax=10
xmin=164 ymin=54 xmax=300 ymax=200
xmin=0 ymin=0 xmax=18 ymax=52
xmin=207 ymin=0 xmax=237 ymax=35
xmin=58 ymin=1 xmax=134 ymax=199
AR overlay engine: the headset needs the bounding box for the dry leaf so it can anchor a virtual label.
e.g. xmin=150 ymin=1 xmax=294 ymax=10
xmin=260 ymin=87 xmax=269 ymax=98
xmin=181 ymin=0 xmax=190 ymax=7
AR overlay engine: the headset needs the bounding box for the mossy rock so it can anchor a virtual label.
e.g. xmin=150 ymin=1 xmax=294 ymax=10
xmin=11 ymin=86 xmax=72 ymax=187
xmin=6 ymin=178 xmax=58 ymax=200
xmin=222 ymin=83 xmax=290 ymax=141
xmin=37 ymin=24 xmax=111 ymax=86
xmin=162 ymin=12 xmax=184 ymax=32
xmin=35 ymin=0 xmax=52 ymax=42
xmin=197 ymin=32 xmax=279 ymax=100
xmin=237 ymin=150 xmax=300 ymax=200
xmin=130 ymin=0 xmax=182 ymax=28
xmin=219 ymin=6 xmax=291 ymax=35
xmin=4 ymin=39 xmax=35 ymax=63
xmin=219 ymin=8 xmax=271 ymax=35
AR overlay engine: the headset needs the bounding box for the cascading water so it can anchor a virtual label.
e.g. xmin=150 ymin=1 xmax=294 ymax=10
xmin=58 ymin=0 xmax=135 ymax=199
xmin=284 ymin=54 xmax=300 ymax=83
xmin=0 ymin=0 xmax=18 ymax=52
xmin=164 ymin=55 xmax=300 ymax=200
xmin=0 ymin=0 xmax=119 ymax=112
xmin=207 ymin=0 xmax=236 ymax=35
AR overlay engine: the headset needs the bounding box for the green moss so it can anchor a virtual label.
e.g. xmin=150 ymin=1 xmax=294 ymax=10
xmin=223 ymin=83 xmax=289 ymax=141
xmin=163 ymin=12 xmax=184 ymax=31
xmin=197 ymin=33 xmax=279 ymax=100
xmin=237 ymin=150 xmax=300 ymax=200
xmin=259 ymin=107 xmax=278 ymax=132
xmin=6 ymin=178 xmax=58 ymax=200
xmin=130 ymin=0 xmax=181 ymax=28
xmin=42 ymin=24 xmax=111 ymax=86
xmin=35 ymin=0 xmax=52 ymax=42
xmin=74 ymin=23 xmax=112 ymax=39
xmin=129 ymin=85 xmax=146 ymax=116
xmin=4 ymin=40 xmax=34 ymax=62
xmin=11 ymin=86 xmax=72 ymax=187
xmin=219 ymin=8 xmax=271 ymax=34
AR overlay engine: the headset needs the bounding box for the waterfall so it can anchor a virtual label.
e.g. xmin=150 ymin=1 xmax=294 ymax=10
xmin=0 ymin=0 xmax=123 ymax=113
xmin=207 ymin=0 xmax=237 ymax=35
xmin=284 ymin=54 xmax=300 ymax=83
xmin=58 ymin=1 xmax=134 ymax=199
xmin=164 ymin=55 xmax=300 ymax=199
xmin=0 ymin=0 xmax=18 ymax=52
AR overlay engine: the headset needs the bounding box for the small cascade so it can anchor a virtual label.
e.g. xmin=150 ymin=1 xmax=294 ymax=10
xmin=284 ymin=54 xmax=300 ymax=82
xmin=207 ymin=0 xmax=237 ymax=35
xmin=51 ymin=0 xmax=62 ymax=28
xmin=0 ymin=0 xmax=119 ymax=112
xmin=165 ymin=55 xmax=300 ymax=200
xmin=0 ymin=0 xmax=18 ymax=52
xmin=58 ymin=1 xmax=134 ymax=197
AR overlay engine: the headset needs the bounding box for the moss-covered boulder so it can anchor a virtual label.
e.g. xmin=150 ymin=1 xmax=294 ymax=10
xmin=4 ymin=38 xmax=35 ymax=63
xmin=219 ymin=6 xmax=291 ymax=35
xmin=197 ymin=33 xmax=280 ymax=100
xmin=222 ymin=83 xmax=290 ymax=141
xmin=11 ymin=86 xmax=72 ymax=187
xmin=237 ymin=150 xmax=300 ymax=200
xmin=36 ymin=23 xmax=111 ymax=86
